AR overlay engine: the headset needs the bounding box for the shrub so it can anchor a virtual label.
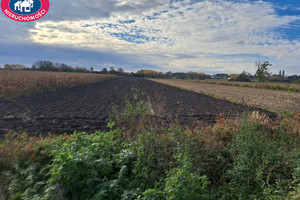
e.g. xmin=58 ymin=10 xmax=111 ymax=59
xmin=109 ymin=100 xmax=150 ymax=137
xmin=0 ymin=133 xmax=54 ymax=200
xmin=133 ymin=131 xmax=179 ymax=190
xmin=47 ymin=131 xmax=139 ymax=200
xmin=224 ymin=117 xmax=299 ymax=199
xmin=143 ymin=153 xmax=210 ymax=200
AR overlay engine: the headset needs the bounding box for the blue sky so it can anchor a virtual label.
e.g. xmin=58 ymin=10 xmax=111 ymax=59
xmin=0 ymin=0 xmax=300 ymax=75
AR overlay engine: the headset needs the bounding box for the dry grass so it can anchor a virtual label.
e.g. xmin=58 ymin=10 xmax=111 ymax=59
xmin=0 ymin=70 xmax=115 ymax=98
xmin=249 ymin=111 xmax=270 ymax=125
xmin=198 ymin=79 xmax=300 ymax=92
xmin=150 ymin=79 xmax=300 ymax=112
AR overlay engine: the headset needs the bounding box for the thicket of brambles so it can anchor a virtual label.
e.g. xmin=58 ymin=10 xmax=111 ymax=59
xmin=0 ymin=101 xmax=299 ymax=200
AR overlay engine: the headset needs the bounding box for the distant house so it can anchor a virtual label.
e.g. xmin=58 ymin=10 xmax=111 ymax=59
xmin=271 ymin=74 xmax=282 ymax=79
xmin=287 ymin=75 xmax=300 ymax=82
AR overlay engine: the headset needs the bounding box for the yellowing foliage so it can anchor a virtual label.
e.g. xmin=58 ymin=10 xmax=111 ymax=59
xmin=229 ymin=74 xmax=239 ymax=79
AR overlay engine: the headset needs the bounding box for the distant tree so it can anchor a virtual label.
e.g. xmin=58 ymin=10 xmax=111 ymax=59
xmin=165 ymin=71 xmax=173 ymax=78
xmin=32 ymin=60 xmax=56 ymax=71
xmin=185 ymin=72 xmax=211 ymax=80
xmin=4 ymin=64 xmax=26 ymax=70
xmin=110 ymin=67 xmax=116 ymax=73
xmin=136 ymin=69 xmax=164 ymax=78
xmin=173 ymin=72 xmax=187 ymax=79
xmin=75 ymin=66 xmax=88 ymax=73
xmin=31 ymin=64 xmax=37 ymax=70
xmin=117 ymin=68 xmax=124 ymax=74
xmin=59 ymin=63 xmax=74 ymax=72
xmin=229 ymin=74 xmax=239 ymax=80
xmin=90 ymin=67 xmax=94 ymax=72
xmin=236 ymin=71 xmax=251 ymax=82
xmin=186 ymin=72 xmax=198 ymax=79
xmin=102 ymin=68 xmax=108 ymax=74
xmin=255 ymin=61 xmax=271 ymax=82
xmin=32 ymin=60 xmax=43 ymax=69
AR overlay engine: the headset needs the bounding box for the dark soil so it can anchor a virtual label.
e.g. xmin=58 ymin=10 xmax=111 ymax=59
xmin=0 ymin=77 xmax=275 ymax=136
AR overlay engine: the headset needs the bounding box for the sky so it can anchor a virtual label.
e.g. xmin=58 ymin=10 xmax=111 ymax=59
xmin=0 ymin=0 xmax=300 ymax=75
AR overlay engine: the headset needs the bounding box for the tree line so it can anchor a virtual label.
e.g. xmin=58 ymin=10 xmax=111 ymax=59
xmin=1 ymin=61 xmax=90 ymax=73
xmin=1 ymin=60 xmax=299 ymax=82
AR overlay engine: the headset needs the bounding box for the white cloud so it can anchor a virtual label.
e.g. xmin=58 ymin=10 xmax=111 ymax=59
xmin=29 ymin=0 xmax=300 ymax=74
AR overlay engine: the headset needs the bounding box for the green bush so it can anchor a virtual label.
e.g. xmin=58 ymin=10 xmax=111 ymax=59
xmin=110 ymin=100 xmax=149 ymax=134
xmin=5 ymin=154 xmax=51 ymax=200
xmin=47 ymin=131 xmax=140 ymax=200
xmin=143 ymin=153 xmax=209 ymax=200
xmin=0 ymin=133 xmax=54 ymax=200
xmin=223 ymin=118 xmax=299 ymax=199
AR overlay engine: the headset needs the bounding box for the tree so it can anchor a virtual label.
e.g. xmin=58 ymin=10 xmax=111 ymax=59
xmin=165 ymin=71 xmax=173 ymax=78
xmin=255 ymin=61 xmax=271 ymax=82
xmin=110 ymin=67 xmax=116 ymax=73
xmin=136 ymin=70 xmax=164 ymax=78
xmin=236 ymin=71 xmax=251 ymax=82
xmin=229 ymin=74 xmax=239 ymax=80
xmin=59 ymin=63 xmax=74 ymax=72
xmin=32 ymin=60 xmax=56 ymax=71
xmin=90 ymin=67 xmax=94 ymax=72
xmin=4 ymin=64 xmax=26 ymax=70
xmin=102 ymin=68 xmax=108 ymax=74
xmin=117 ymin=68 xmax=124 ymax=74
xmin=32 ymin=60 xmax=43 ymax=69
xmin=75 ymin=66 xmax=88 ymax=73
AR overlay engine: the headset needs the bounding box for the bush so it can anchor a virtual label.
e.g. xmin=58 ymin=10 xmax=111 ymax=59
xmin=235 ymin=71 xmax=251 ymax=82
xmin=223 ymin=117 xmax=300 ymax=199
xmin=47 ymin=131 xmax=141 ymax=200
xmin=109 ymin=100 xmax=150 ymax=137
xmin=143 ymin=153 xmax=210 ymax=200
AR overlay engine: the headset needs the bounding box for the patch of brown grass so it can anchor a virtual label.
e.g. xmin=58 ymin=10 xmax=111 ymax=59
xmin=198 ymin=79 xmax=300 ymax=92
xmin=150 ymin=79 xmax=300 ymax=112
xmin=0 ymin=70 xmax=115 ymax=98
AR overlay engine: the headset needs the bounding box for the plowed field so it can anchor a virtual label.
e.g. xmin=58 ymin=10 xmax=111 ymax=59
xmin=0 ymin=77 xmax=275 ymax=136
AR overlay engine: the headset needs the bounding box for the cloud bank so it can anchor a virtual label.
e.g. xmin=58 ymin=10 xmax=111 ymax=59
xmin=2 ymin=0 xmax=300 ymax=74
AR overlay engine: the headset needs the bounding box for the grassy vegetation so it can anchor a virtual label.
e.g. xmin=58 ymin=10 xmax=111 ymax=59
xmin=0 ymin=70 xmax=115 ymax=98
xmin=0 ymin=102 xmax=299 ymax=200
